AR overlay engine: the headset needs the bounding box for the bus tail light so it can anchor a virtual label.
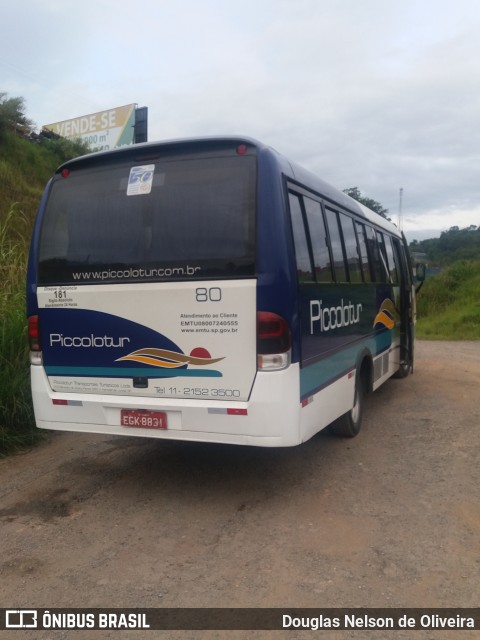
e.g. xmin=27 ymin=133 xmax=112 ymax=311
xmin=28 ymin=315 xmax=43 ymax=365
xmin=257 ymin=311 xmax=291 ymax=371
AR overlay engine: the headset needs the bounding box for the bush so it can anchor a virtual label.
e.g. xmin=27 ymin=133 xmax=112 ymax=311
xmin=0 ymin=93 xmax=34 ymax=140
xmin=0 ymin=206 xmax=40 ymax=454
xmin=0 ymin=118 xmax=93 ymax=455
xmin=416 ymin=260 xmax=480 ymax=340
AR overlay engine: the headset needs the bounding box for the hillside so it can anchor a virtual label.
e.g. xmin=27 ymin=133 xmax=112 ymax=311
xmin=0 ymin=130 xmax=89 ymax=222
xmin=0 ymin=129 xmax=89 ymax=454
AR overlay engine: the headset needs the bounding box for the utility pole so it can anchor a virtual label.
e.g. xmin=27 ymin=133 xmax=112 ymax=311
xmin=398 ymin=187 xmax=403 ymax=231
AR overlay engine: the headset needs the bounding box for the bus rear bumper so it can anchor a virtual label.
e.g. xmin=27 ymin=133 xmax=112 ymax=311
xmin=31 ymin=364 xmax=304 ymax=447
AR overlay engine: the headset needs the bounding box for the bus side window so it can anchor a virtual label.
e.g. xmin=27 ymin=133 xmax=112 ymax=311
xmin=325 ymin=208 xmax=347 ymax=282
xmin=355 ymin=222 xmax=372 ymax=283
xmin=339 ymin=213 xmax=363 ymax=283
xmin=384 ymin=235 xmax=399 ymax=284
xmin=392 ymin=237 xmax=411 ymax=287
xmin=366 ymin=225 xmax=387 ymax=282
xmin=288 ymin=192 xmax=314 ymax=282
xmin=303 ymin=197 xmax=333 ymax=282
xmin=375 ymin=231 xmax=392 ymax=283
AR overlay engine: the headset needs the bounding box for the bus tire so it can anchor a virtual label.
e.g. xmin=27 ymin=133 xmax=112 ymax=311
xmin=330 ymin=375 xmax=364 ymax=438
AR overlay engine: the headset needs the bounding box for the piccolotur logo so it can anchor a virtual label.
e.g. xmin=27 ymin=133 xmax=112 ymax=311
xmin=310 ymin=299 xmax=363 ymax=334
xmin=49 ymin=334 xmax=130 ymax=348
xmin=373 ymin=298 xmax=399 ymax=330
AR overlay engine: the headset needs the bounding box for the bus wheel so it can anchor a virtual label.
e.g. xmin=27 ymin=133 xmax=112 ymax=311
xmin=330 ymin=376 xmax=364 ymax=438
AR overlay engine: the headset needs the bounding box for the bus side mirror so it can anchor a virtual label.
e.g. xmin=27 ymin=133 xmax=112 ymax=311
xmin=415 ymin=263 xmax=426 ymax=293
xmin=415 ymin=263 xmax=426 ymax=282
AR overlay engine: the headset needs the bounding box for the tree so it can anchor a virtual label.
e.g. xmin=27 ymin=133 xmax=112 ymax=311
xmin=408 ymin=225 xmax=480 ymax=265
xmin=0 ymin=92 xmax=34 ymax=139
xmin=343 ymin=186 xmax=389 ymax=219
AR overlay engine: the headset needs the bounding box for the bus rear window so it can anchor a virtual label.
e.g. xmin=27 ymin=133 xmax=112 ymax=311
xmin=38 ymin=154 xmax=256 ymax=284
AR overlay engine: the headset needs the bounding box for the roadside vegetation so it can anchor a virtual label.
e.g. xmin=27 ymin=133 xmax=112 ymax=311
xmin=415 ymin=260 xmax=480 ymax=340
xmin=410 ymin=225 xmax=480 ymax=264
xmin=0 ymin=204 xmax=36 ymax=451
xmin=0 ymin=93 xmax=89 ymax=455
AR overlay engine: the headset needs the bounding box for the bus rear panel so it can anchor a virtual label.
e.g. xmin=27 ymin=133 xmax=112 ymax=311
xmin=27 ymin=139 xmax=302 ymax=446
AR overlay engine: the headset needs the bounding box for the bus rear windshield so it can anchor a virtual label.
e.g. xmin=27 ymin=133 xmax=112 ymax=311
xmin=38 ymin=153 xmax=256 ymax=285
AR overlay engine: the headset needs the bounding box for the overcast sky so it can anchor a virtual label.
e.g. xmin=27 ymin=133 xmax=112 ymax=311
xmin=2 ymin=0 xmax=480 ymax=239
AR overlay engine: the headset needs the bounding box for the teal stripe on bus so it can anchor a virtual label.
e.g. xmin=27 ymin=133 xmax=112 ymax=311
xmin=300 ymin=332 xmax=392 ymax=400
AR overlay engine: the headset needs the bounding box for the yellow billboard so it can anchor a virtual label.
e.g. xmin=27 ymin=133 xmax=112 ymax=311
xmin=43 ymin=104 xmax=136 ymax=151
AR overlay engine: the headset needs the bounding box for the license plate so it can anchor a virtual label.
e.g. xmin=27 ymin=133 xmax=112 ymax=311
xmin=121 ymin=409 xmax=167 ymax=430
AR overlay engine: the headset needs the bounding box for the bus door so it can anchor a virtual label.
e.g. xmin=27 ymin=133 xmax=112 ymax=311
xmin=392 ymin=235 xmax=414 ymax=374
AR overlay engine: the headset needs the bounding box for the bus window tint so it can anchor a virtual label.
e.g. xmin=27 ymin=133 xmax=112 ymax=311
xmin=366 ymin=225 xmax=387 ymax=282
xmin=325 ymin=208 xmax=347 ymax=282
xmin=38 ymin=155 xmax=256 ymax=285
xmin=385 ymin=235 xmax=399 ymax=284
xmin=375 ymin=231 xmax=391 ymax=283
xmin=392 ymin=237 xmax=410 ymax=286
xmin=339 ymin=213 xmax=362 ymax=283
xmin=303 ymin=197 xmax=332 ymax=282
xmin=355 ymin=222 xmax=372 ymax=283
xmin=289 ymin=193 xmax=313 ymax=281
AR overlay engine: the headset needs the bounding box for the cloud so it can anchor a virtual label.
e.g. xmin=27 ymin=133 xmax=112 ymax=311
xmin=2 ymin=0 xmax=480 ymax=235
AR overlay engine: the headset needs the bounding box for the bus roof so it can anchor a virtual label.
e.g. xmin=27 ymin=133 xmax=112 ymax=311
xmin=58 ymin=135 xmax=401 ymax=237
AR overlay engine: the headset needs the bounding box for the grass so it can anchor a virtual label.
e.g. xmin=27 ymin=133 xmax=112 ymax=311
xmin=0 ymin=205 xmax=41 ymax=454
xmin=416 ymin=260 xmax=480 ymax=340
xmin=0 ymin=131 xmax=90 ymax=455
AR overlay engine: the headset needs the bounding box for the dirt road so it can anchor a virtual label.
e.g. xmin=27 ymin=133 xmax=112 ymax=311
xmin=1 ymin=341 xmax=479 ymax=639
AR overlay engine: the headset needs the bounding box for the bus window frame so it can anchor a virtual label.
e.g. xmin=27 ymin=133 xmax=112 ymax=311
xmin=365 ymin=225 xmax=388 ymax=283
xmin=288 ymin=190 xmax=315 ymax=283
xmin=302 ymin=195 xmax=334 ymax=284
xmin=386 ymin=235 xmax=400 ymax=284
xmin=338 ymin=211 xmax=364 ymax=284
xmin=354 ymin=221 xmax=373 ymax=283
xmin=324 ymin=206 xmax=348 ymax=283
